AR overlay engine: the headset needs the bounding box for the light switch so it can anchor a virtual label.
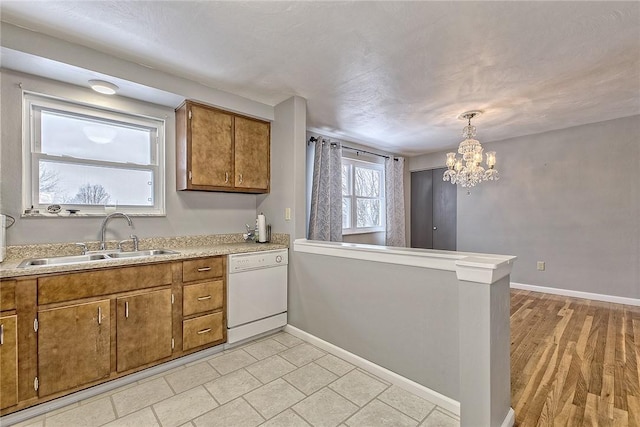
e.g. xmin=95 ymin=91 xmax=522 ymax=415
xmin=537 ymin=261 xmax=545 ymax=271
xmin=285 ymin=208 xmax=291 ymax=221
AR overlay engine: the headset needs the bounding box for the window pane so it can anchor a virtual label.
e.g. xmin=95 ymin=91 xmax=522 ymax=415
xmin=355 ymin=167 xmax=381 ymax=197
xmin=356 ymin=199 xmax=381 ymax=228
xmin=342 ymin=197 xmax=351 ymax=229
xmin=41 ymin=110 xmax=152 ymax=165
xmin=39 ymin=160 xmax=154 ymax=206
xmin=342 ymin=164 xmax=351 ymax=195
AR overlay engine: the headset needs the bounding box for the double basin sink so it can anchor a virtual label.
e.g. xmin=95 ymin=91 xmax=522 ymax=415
xmin=18 ymin=249 xmax=179 ymax=268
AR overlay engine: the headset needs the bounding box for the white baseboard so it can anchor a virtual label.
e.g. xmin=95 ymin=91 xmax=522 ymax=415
xmin=502 ymin=408 xmax=515 ymax=427
xmin=284 ymin=324 xmax=461 ymax=416
xmin=511 ymin=282 xmax=640 ymax=306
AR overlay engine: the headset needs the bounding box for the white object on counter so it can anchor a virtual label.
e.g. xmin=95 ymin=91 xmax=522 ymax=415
xmin=257 ymin=213 xmax=267 ymax=243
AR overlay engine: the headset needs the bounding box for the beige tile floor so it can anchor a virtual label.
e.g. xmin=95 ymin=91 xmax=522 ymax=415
xmin=10 ymin=332 xmax=460 ymax=427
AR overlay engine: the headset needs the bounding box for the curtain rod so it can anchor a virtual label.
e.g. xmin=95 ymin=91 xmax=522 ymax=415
xmin=308 ymin=136 xmax=398 ymax=160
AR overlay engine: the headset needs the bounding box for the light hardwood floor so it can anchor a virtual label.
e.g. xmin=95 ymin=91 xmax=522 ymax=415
xmin=510 ymin=289 xmax=640 ymax=426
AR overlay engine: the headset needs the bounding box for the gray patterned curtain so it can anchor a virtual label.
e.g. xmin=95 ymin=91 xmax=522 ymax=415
xmin=385 ymin=156 xmax=406 ymax=246
xmin=308 ymin=138 xmax=343 ymax=241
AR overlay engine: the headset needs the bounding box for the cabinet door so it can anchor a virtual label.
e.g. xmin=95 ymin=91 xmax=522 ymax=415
xmin=0 ymin=315 xmax=18 ymax=409
xmin=117 ymin=289 xmax=172 ymax=372
xmin=190 ymin=104 xmax=233 ymax=187
xmin=38 ymin=300 xmax=110 ymax=397
xmin=234 ymin=116 xmax=270 ymax=191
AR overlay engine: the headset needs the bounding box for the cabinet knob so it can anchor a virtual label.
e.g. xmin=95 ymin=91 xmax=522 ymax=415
xmin=225 ymin=172 xmax=229 ymax=183
xmin=238 ymin=173 xmax=243 ymax=184
xmin=0 ymin=323 xmax=4 ymax=345
xmin=433 ymin=226 xmax=437 ymax=230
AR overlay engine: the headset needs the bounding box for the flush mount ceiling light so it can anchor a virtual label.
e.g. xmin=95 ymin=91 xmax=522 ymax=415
xmin=88 ymin=79 xmax=119 ymax=95
xmin=443 ymin=110 xmax=499 ymax=194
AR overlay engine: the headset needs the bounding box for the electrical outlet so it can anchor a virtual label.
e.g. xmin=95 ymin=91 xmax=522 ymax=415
xmin=285 ymin=208 xmax=291 ymax=221
xmin=537 ymin=261 xmax=545 ymax=271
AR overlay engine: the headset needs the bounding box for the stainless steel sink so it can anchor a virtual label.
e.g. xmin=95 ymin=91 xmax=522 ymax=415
xmin=105 ymin=249 xmax=179 ymax=259
xmin=17 ymin=249 xmax=179 ymax=268
xmin=17 ymin=253 xmax=110 ymax=268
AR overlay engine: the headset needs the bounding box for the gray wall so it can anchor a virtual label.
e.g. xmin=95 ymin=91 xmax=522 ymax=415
xmin=409 ymin=115 xmax=640 ymax=299
xmin=257 ymin=96 xmax=308 ymax=243
xmin=0 ymin=69 xmax=274 ymax=245
xmin=289 ymin=252 xmax=460 ymax=400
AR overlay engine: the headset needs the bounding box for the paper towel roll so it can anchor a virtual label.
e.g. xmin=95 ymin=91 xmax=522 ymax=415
xmin=257 ymin=213 xmax=267 ymax=243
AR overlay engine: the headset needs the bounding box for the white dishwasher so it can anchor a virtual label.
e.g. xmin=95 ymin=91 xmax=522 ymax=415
xmin=227 ymin=249 xmax=288 ymax=344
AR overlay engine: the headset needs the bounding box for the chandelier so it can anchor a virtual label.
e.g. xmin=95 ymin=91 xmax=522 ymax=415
xmin=443 ymin=110 xmax=499 ymax=193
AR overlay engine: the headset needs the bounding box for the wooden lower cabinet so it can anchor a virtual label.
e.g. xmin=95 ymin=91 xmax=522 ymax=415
xmin=116 ymin=289 xmax=173 ymax=372
xmin=183 ymin=312 xmax=224 ymax=351
xmin=183 ymin=280 xmax=223 ymax=317
xmin=37 ymin=300 xmax=110 ymax=397
xmin=2 ymin=257 xmax=228 ymax=415
xmin=0 ymin=315 xmax=18 ymax=409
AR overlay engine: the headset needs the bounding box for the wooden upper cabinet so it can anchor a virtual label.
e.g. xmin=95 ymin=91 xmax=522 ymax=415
xmin=234 ymin=116 xmax=270 ymax=191
xmin=0 ymin=315 xmax=18 ymax=409
xmin=37 ymin=300 xmax=111 ymax=397
xmin=190 ymin=104 xmax=233 ymax=188
xmin=176 ymin=100 xmax=270 ymax=193
xmin=116 ymin=289 xmax=173 ymax=372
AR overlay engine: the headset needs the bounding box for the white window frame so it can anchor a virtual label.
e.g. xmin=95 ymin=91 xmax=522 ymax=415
xmin=342 ymin=157 xmax=385 ymax=235
xmin=22 ymin=92 xmax=166 ymax=216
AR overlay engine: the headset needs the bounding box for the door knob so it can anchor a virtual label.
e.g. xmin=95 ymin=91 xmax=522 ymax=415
xmin=433 ymin=226 xmax=437 ymax=230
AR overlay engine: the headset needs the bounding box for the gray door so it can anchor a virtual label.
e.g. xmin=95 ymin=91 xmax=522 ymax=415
xmin=432 ymin=170 xmax=457 ymax=250
xmin=410 ymin=170 xmax=433 ymax=249
xmin=411 ymin=168 xmax=457 ymax=250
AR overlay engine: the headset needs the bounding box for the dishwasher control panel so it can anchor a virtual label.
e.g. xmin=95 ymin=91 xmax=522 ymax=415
xmin=228 ymin=249 xmax=288 ymax=273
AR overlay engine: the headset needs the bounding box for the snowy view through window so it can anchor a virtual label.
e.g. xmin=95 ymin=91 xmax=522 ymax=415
xmin=39 ymin=111 xmax=153 ymax=206
xmin=31 ymin=102 xmax=161 ymax=210
xmin=342 ymin=158 xmax=384 ymax=232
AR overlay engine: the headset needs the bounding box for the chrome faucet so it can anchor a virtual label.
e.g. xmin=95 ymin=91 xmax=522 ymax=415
xmin=118 ymin=234 xmax=139 ymax=252
xmin=100 ymin=212 xmax=133 ymax=250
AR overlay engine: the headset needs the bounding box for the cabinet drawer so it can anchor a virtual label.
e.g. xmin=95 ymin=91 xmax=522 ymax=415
xmin=183 ymin=280 xmax=223 ymax=317
xmin=0 ymin=280 xmax=16 ymax=311
xmin=182 ymin=257 xmax=223 ymax=283
xmin=183 ymin=312 xmax=224 ymax=351
xmin=38 ymin=264 xmax=172 ymax=305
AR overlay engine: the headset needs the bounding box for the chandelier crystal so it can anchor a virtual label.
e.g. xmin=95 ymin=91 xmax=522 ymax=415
xmin=443 ymin=111 xmax=499 ymax=193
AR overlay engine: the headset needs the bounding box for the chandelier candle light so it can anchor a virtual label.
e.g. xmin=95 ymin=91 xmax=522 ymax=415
xmin=443 ymin=110 xmax=499 ymax=194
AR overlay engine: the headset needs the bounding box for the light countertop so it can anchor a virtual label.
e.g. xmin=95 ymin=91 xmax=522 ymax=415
xmin=1 ymin=235 xmax=288 ymax=279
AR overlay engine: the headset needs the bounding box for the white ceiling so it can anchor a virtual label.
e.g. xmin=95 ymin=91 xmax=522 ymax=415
xmin=1 ymin=1 xmax=639 ymax=155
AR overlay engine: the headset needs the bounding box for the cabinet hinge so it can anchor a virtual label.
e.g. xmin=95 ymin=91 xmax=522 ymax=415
xmin=188 ymin=171 xmax=192 ymax=181
xmin=33 ymin=318 xmax=39 ymax=333
xmin=171 ymin=338 xmax=175 ymax=350
xmin=34 ymin=377 xmax=39 ymax=391
xmin=171 ymin=294 xmax=175 ymax=304
xmin=188 ymin=110 xmax=192 ymax=120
